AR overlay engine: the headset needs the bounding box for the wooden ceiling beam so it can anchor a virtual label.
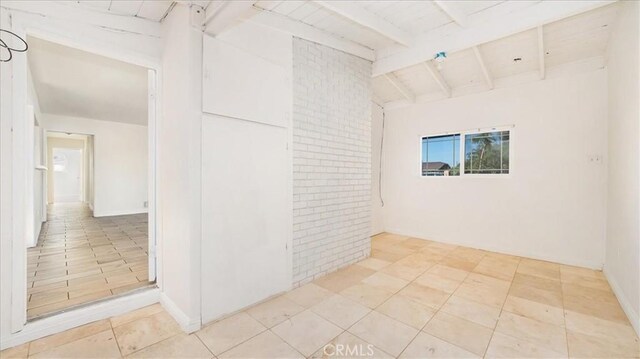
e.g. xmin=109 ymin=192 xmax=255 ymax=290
xmin=313 ymin=0 xmax=413 ymax=46
xmin=537 ymin=25 xmax=546 ymax=80
xmin=204 ymin=1 xmax=257 ymax=36
xmin=433 ymin=0 xmax=468 ymax=27
xmin=373 ymin=0 xmax=614 ymax=76
xmin=472 ymin=46 xmax=493 ymax=90
xmin=249 ymin=9 xmax=375 ymax=61
xmin=384 ymin=73 xmax=415 ymax=102
xmin=422 ymin=61 xmax=451 ymax=98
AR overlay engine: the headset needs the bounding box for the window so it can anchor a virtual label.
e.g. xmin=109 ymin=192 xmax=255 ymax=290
xmin=421 ymin=128 xmax=511 ymax=177
xmin=421 ymin=134 xmax=460 ymax=176
xmin=464 ymin=131 xmax=509 ymax=174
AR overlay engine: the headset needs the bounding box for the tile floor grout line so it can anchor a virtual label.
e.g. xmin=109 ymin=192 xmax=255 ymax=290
xmin=200 ymin=316 xmax=270 ymax=357
xmin=109 ymin=318 xmax=126 ymax=358
xmin=560 ymin=271 xmax=571 ymax=358
xmin=193 ymin=330 xmax=217 ymax=358
xmin=398 ymin=254 xmax=479 ymax=358
xmin=480 ymin=256 xmax=521 ymax=358
xmin=350 ymin=246 xmax=477 ymax=358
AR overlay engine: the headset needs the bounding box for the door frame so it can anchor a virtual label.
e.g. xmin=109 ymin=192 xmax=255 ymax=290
xmin=5 ymin=17 xmax=163 ymax=341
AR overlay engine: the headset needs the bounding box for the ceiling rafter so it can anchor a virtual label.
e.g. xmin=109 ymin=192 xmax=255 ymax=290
xmin=372 ymin=0 xmax=615 ymax=76
xmin=537 ymin=25 xmax=546 ymax=80
xmin=433 ymin=0 xmax=468 ymax=27
xmin=204 ymin=1 xmax=257 ymax=36
xmin=422 ymin=61 xmax=451 ymax=98
xmin=472 ymin=46 xmax=493 ymax=90
xmin=249 ymin=9 xmax=375 ymax=61
xmin=312 ymin=0 xmax=413 ymax=46
xmin=384 ymin=73 xmax=415 ymax=103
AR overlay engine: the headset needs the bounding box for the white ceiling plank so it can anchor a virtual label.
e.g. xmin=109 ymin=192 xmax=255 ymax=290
xmin=384 ymin=73 xmax=415 ymax=102
xmin=249 ymin=9 xmax=375 ymax=61
xmin=312 ymin=0 xmax=413 ymax=46
xmin=537 ymin=25 xmax=546 ymax=80
xmin=472 ymin=46 xmax=493 ymax=89
xmin=137 ymin=1 xmax=173 ymax=21
xmin=78 ymin=1 xmax=112 ymax=12
xmin=372 ymin=92 xmax=385 ymax=107
xmin=422 ymin=61 xmax=451 ymax=98
xmin=433 ymin=0 xmax=468 ymax=27
xmin=2 ymin=0 xmax=162 ymax=37
xmin=109 ymin=0 xmax=144 ymax=16
xmin=204 ymin=1 xmax=258 ymax=35
xmin=372 ymin=0 xmax=615 ymax=76
xmin=254 ymin=1 xmax=283 ymax=11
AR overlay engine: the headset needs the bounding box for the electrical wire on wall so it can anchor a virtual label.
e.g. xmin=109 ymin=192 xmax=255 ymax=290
xmin=0 ymin=29 xmax=28 ymax=62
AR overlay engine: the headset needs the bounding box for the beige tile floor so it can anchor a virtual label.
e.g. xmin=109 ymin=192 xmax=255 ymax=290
xmin=4 ymin=232 xmax=638 ymax=358
xmin=27 ymin=203 xmax=151 ymax=319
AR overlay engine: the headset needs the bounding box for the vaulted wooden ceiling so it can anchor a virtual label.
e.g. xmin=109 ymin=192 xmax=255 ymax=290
xmin=63 ymin=0 xmax=620 ymax=106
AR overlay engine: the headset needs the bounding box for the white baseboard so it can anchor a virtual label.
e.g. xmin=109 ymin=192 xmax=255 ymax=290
xmin=54 ymin=195 xmax=81 ymax=202
xmin=383 ymin=227 xmax=603 ymax=270
xmin=0 ymin=288 xmax=160 ymax=351
xmin=160 ymin=293 xmax=201 ymax=333
xmin=93 ymin=208 xmax=148 ymax=217
xmin=603 ymin=267 xmax=640 ymax=336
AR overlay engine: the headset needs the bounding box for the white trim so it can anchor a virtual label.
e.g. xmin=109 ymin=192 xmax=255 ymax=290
xmin=159 ymin=293 xmax=201 ymax=333
xmin=93 ymin=208 xmax=149 ymax=217
xmin=603 ymin=268 xmax=640 ymax=336
xmin=0 ymin=288 xmax=160 ymax=350
xmin=537 ymin=25 xmax=546 ymax=80
xmin=147 ymin=69 xmax=157 ymax=283
xmin=6 ymin=9 xmax=162 ymax=338
xmin=11 ymin=21 xmax=29 ymax=330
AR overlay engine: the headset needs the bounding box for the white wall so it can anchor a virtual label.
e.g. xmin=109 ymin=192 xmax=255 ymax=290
xmin=371 ymin=103 xmax=384 ymax=235
xmin=44 ymin=115 xmax=148 ymax=217
xmin=28 ymin=67 xmax=46 ymax=246
xmin=382 ymin=70 xmax=608 ymax=268
xmin=200 ymin=21 xmax=293 ymax=323
xmin=292 ymin=38 xmax=372 ymax=285
xmin=604 ymin=0 xmax=640 ymax=334
xmin=158 ymin=4 xmax=202 ymax=332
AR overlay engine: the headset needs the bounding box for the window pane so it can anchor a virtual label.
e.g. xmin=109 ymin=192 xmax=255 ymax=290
xmin=421 ymin=134 xmax=460 ymax=176
xmin=464 ymin=130 xmax=509 ymax=174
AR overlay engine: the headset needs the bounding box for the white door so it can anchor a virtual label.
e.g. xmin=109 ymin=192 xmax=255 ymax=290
xmin=53 ymin=148 xmax=82 ymax=203
xmin=201 ymin=116 xmax=290 ymax=323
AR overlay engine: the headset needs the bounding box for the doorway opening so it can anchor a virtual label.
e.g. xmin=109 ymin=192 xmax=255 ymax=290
xmin=24 ymin=35 xmax=157 ymax=320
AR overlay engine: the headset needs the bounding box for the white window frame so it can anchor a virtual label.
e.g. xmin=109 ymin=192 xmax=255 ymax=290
xmin=420 ymin=125 xmax=514 ymax=178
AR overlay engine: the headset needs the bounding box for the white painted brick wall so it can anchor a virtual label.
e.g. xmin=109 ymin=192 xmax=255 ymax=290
xmin=292 ymin=38 xmax=372 ymax=286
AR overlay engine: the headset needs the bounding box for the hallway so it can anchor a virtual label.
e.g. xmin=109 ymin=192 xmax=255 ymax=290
xmin=27 ymin=203 xmax=151 ymax=318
